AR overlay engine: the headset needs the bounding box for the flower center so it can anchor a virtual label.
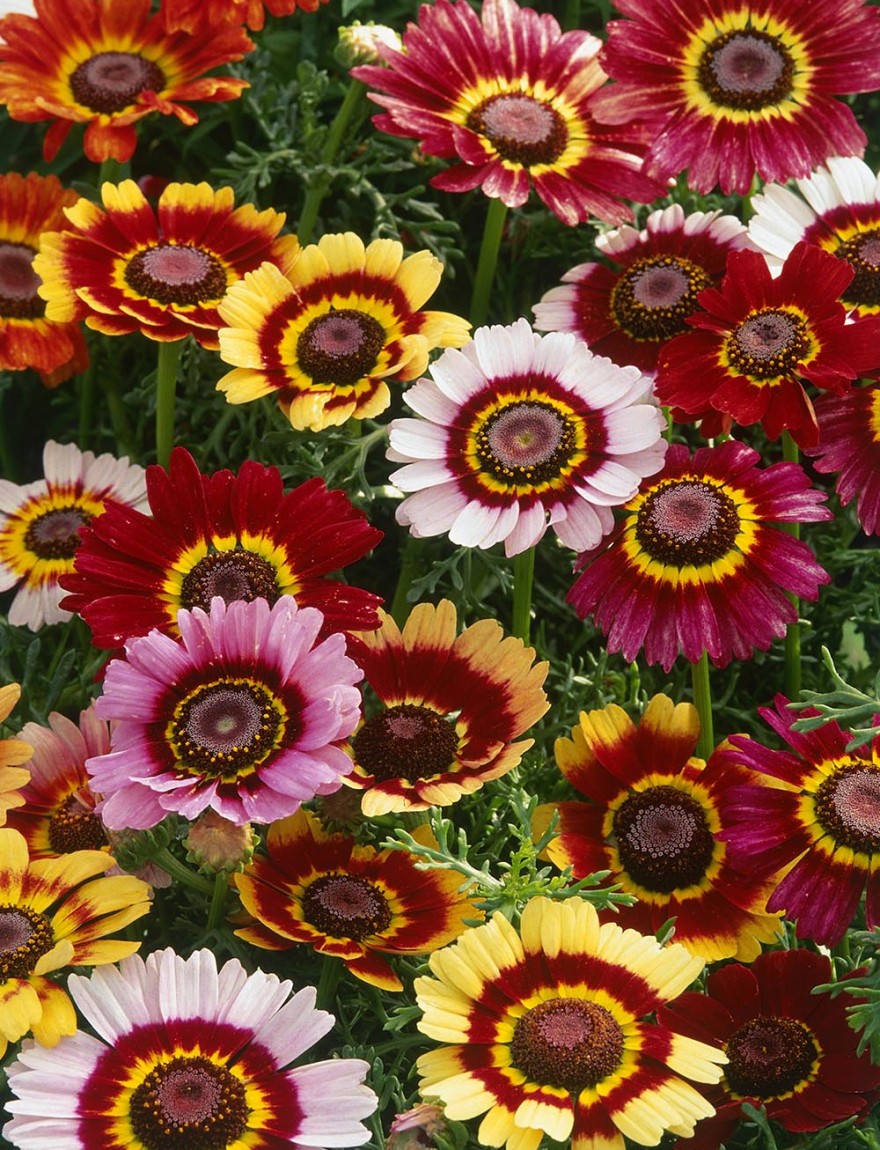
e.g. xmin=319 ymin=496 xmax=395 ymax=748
xmin=698 ymin=30 xmax=795 ymax=111
xmin=180 ymin=550 xmax=281 ymax=613
xmin=296 ymin=309 xmax=386 ymax=388
xmin=609 ymin=255 xmax=712 ymax=342
xmin=725 ymin=307 xmax=811 ymax=379
xmin=836 ymin=230 xmax=880 ymax=311
xmin=0 ymin=906 xmax=55 ymax=979
xmin=510 ymin=998 xmax=625 ymax=1094
xmin=168 ymin=680 xmax=286 ymax=779
xmin=466 ymin=93 xmax=568 ymax=166
xmin=301 ymin=873 xmax=392 ymax=940
xmin=352 ymin=703 xmax=459 ymax=783
xmin=23 ymin=506 xmax=91 ymax=560
xmin=125 ymin=245 xmax=228 ymax=307
xmin=0 ymin=242 xmax=44 ymax=320
xmin=634 ymin=479 xmax=740 ymax=567
xmin=725 ymin=1016 xmax=818 ymax=1098
xmin=814 ymin=764 xmax=880 ymax=854
xmin=69 ymin=51 xmax=166 ymax=115
xmin=612 ymin=784 xmax=716 ymax=891
xmin=48 ymin=793 xmax=107 ymax=854
xmin=129 ymin=1055 xmax=248 ymax=1150
xmin=473 ymin=399 xmax=580 ymax=488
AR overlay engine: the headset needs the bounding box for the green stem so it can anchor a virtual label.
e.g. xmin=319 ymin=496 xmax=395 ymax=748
xmin=315 ymin=954 xmax=343 ymax=1013
xmin=511 ymin=546 xmax=535 ymax=646
xmin=153 ymin=846 xmax=216 ymax=896
xmin=781 ymin=430 xmax=801 ymax=700
xmin=205 ymin=871 xmax=231 ymax=933
xmin=77 ymin=345 xmax=98 ymax=451
xmin=390 ymin=534 xmax=426 ymax=626
xmin=691 ymin=651 xmax=715 ymax=760
xmin=470 ymin=197 xmax=508 ymax=328
xmin=96 ymin=157 xmax=122 ymax=192
xmin=154 ymin=339 xmax=183 ymax=468
xmin=562 ymin=0 xmax=581 ymax=30
xmin=297 ymin=79 xmax=368 ymax=244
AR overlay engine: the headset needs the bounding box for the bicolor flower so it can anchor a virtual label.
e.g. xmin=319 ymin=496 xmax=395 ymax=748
xmin=568 ymin=441 xmax=832 ymax=671
xmin=0 ymin=683 xmax=32 ymax=825
xmin=0 ymin=440 xmax=147 ymax=631
xmin=87 ymin=596 xmax=363 ymax=830
xmin=161 ymin=0 xmax=328 ymax=33
xmin=388 ymin=319 xmax=667 ymax=557
xmin=805 ymin=383 xmax=880 ymax=535
xmin=415 ymin=895 xmax=726 ymax=1150
xmin=59 ymin=446 xmax=383 ymax=649
xmin=217 ymin=232 xmax=470 ymax=431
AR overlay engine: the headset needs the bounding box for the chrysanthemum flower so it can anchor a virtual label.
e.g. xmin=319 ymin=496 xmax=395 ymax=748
xmin=590 ymin=0 xmax=880 ymax=196
xmin=4 ymin=947 xmax=377 ymax=1150
xmin=533 ymin=205 xmax=751 ymax=376
xmin=749 ymin=156 xmax=880 ymax=317
xmin=59 ymin=446 xmax=383 ymax=650
xmin=0 ymin=827 xmax=150 ymax=1059
xmin=534 ymin=695 xmax=783 ymax=962
xmin=162 ymin=0 xmax=328 ymax=34
xmin=34 ymin=180 xmax=298 ymax=350
xmin=87 ymin=596 xmax=363 ymax=830
xmin=805 ymin=383 xmax=880 ymax=535
xmin=658 ymin=949 xmax=880 ymax=1149
xmin=655 ymin=243 xmax=880 ymax=447
xmin=416 ymin=895 xmax=726 ymax=1150
xmin=0 ymin=0 xmax=253 ymax=163
xmin=351 ymin=0 xmax=666 ymax=227
xmin=388 ymin=319 xmax=667 ymax=557
xmin=234 ymin=807 xmax=478 ymax=991
xmin=568 ymin=441 xmax=832 ymax=672
xmin=0 ymin=683 xmax=33 ymax=825
xmin=0 ymin=440 xmax=147 ymax=631
xmin=719 ymin=695 xmax=880 ymax=946
xmin=217 ymin=232 xmax=470 ymax=431
xmin=343 ymin=600 xmax=549 ymax=815
xmin=0 ymin=172 xmax=88 ymax=387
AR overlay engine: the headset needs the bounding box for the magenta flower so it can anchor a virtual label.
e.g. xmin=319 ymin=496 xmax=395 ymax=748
xmin=806 ymin=384 xmax=880 ymax=535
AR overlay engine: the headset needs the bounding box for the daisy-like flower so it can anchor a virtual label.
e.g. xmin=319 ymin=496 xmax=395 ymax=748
xmin=59 ymin=446 xmax=383 ymax=650
xmin=4 ymin=947 xmax=377 ymax=1150
xmin=720 ymin=695 xmax=880 ymax=946
xmin=0 ymin=683 xmax=33 ymax=825
xmin=0 ymin=440 xmax=147 ymax=631
xmin=34 ymin=180 xmax=298 ymax=351
xmin=534 ymin=695 xmax=782 ymax=963
xmin=0 ymin=827 xmax=150 ymax=1058
xmin=416 ymin=895 xmax=726 ymax=1150
xmin=0 ymin=0 xmax=253 ymax=163
xmin=388 ymin=319 xmax=667 ymax=557
xmin=590 ymin=0 xmax=880 ymax=196
xmin=805 ymin=383 xmax=880 ymax=535
xmin=343 ymin=600 xmax=549 ymax=815
xmin=217 ymin=232 xmax=470 ymax=432
xmin=568 ymin=441 xmax=832 ymax=672
xmin=658 ymin=949 xmax=880 ymax=1149
xmin=0 ymin=171 xmax=88 ymax=387
xmin=533 ymin=205 xmax=751 ymax=376
xmin=655 ymin=243 xmax=880 ymax=447
xmin=162 ymin=0 xmax=328 ymax=34
xmin=87 ymin=596 xmax=363 ymax=830
xmin=234 ymin=807 xmax=478 ymax=991
xmin=351 ymin=0 xmax=666 ymax=227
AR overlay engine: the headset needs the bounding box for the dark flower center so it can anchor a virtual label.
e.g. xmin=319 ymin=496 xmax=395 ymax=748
xmin=180 ymin=550 xmax=281 ymax=613
xmin=352 ymin=703 xmax=458 ymax=783
xmin=69 ymin=51 xmax=166 ymax=115
xmin=169 ymin=680 xmax=285 ymax=778
xmin=814 ymin=763 xmax=880 ymax=854
xmin=0 ymin=906 xmax=55 ymax=979
xmin=467 ymin=93 xmax=568 ymax=167
xmin=474 ymin=399 xmax=579 ymax=487
xmin=129 ymin=1055 xmax=248 ymax=1150
xmin=125 ymin=245 xmax=228 ymax=307
xmin=24 ymin=506 xmax=92 ymax=560
xmin=302 ymin=872 xmax=392 ymax=940
xmin=725 ymin=1016 xmax=818 ymax=1098
xmin=511 ymin=998 xmax=625 ymax=1094
xmin=612 ymin=784 xmax=716 ymax=892
xmin=698 ymin=30 xmax=795 ymax=111
xmin=726 ymin=307 xmax=811 ymax=379
xmin=48 ymin=793 xmax=108 ymax=854
xmin=296 ymin=309 xmax=386 ymax=388
xmin=0 ymin=242 xmax=44 ymax=320
xmin=609 ymin=255 xmax=712 ymax=343
xmin=837 ymin=230 xmax=880 ymax=310
xmin=634 ymin=479 xmax=740 ymax=567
